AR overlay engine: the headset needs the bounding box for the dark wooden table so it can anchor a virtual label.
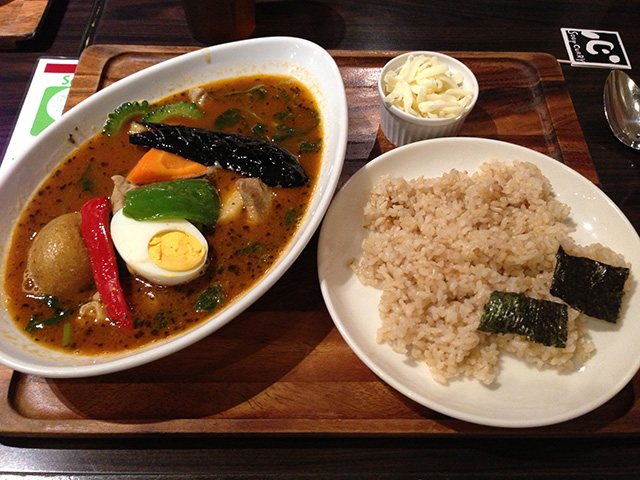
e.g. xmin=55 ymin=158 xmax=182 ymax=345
xmin=1 ymin=0 xmax=640 ymax=477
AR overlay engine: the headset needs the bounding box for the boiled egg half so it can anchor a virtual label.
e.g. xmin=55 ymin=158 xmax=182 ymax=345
xmin=110 ymin=209 xmax=208 ymax=286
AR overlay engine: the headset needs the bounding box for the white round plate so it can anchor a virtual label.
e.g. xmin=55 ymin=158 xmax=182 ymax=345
xmin=317 ymin=137 xmax=640 ymax=428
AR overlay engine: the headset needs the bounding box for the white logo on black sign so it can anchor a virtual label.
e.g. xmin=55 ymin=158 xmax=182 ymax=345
xmin=561 ymin=29 xmax=631 ymax=69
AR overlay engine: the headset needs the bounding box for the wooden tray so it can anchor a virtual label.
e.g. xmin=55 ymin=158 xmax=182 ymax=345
xmin=3 ymin=45 xmax=633 ymax=438
xmin=0 ymin=0 xmax=50 ymax=48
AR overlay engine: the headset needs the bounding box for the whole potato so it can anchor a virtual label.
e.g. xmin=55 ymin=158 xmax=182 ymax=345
xmin=25 ymin=212 xmax=95 ymax=297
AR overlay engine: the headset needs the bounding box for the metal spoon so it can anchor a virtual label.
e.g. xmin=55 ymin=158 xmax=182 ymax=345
xmin=604 ymin=69 xmax=640 ymax=150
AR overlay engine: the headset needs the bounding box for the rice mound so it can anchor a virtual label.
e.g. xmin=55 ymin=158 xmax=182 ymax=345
xmin=353 ymin=160 xmax=625 ymax=385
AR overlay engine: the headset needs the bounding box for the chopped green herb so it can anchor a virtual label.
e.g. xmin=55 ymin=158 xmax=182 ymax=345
xmin=550 ymin=246 xmax=630 ymax=323
xmin=285 ymin=207 xmax=302 ymax=226
xmin=26 ymin=315 xmax=40 ymax=333
xmin=299 ymin=139 xmax=321 ymax=153
xmin=275 ymin=111 xmax=291 ymax=121
xmin=29 ymin=297 xmax=76 ymax=342
xmin=273 ymin=88 xmax=292 ymax=102
xmin=214 ymin=108 xmax=245 ymax=130
xmin=151 ymin=310 xmax=168 ymax=335
xmin=103 ymin=100 xmax=150 ymax=136
xmin=236 ymin=242 xmax=262 ymax=255
xmin=133 ymin=317 xmax=145 ymax=329
xmin=62 ymin=323 xmax=72 ymax=347
xmin=277 ymin=124 xmax=310 ymax=135
xmin=195 ymin=284 xmax=225 ymax=312
xmin=78 ymin=163 xmax=94 ymax=192
xmin=142 ymin=101 xmax=204 ymax=123
xmin=246 ymin=111 xmax=265 ymax=123
xmin=40 ymin=295 xmax=60 ymax=309
xmin=224 ymin=84 xmax=266 ymax=99
xmin=271 ymin=123 xmax=315 ymax=144
xmin=252 ymin=123 xmax=269 ymax=139
xmin=273 ymin=133 xmax=294 ymax=143
xmin=26 ymin=308 xmax=75 ymax=333
xmin=478 ymin=291 xmax=568 ymax=348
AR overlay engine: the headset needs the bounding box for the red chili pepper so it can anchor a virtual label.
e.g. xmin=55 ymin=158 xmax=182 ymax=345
xmin=80 ymin=196 xmax=133 ymax=329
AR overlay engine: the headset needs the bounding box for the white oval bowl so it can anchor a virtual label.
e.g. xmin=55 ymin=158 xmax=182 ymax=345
xmin=0 ymin=37 xmax=348 ymax=378
xmin=378 ymin=51 xmax=478 ymax=146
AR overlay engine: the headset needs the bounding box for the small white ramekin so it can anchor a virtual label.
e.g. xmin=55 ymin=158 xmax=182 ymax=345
xmin=378 ymin=51 xmax=479 ymax=146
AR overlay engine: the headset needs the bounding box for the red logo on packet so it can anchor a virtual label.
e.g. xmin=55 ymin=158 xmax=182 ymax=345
xmin=44 ymin=63 xmax=78 ymax=74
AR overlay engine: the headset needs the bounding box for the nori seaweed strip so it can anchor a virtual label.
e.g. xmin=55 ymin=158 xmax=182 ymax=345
xmin=550 ymin=246 xmax=629 ymax=323
xmin=478 ymin=291 xmax=568 ymax=348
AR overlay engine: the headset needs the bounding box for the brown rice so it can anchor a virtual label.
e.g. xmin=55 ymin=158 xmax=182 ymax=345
xmin=353 ymin=160 xmax=626 ymax=385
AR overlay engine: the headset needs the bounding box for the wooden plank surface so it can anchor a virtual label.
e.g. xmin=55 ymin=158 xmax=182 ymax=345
xmin=0 ymin=0 xmax=50 ymax=48
xmin=1 ymin=45 xmax=630 ymax=437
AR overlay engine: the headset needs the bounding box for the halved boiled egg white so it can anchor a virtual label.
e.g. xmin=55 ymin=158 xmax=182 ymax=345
xmin=110 ymin=209 xmax=208 ymax=286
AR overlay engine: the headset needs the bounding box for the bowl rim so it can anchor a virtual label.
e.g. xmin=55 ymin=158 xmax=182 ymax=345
xmin=377 ymin=50 xmax=479 ymax=124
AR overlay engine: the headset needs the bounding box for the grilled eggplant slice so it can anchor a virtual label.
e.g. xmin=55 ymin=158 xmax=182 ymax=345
xmin=129 ymin=122 xmax=309 ymax=188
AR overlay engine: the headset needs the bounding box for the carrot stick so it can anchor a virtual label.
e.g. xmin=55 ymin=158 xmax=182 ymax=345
xmin=126 ymin=148 xmax=209 ymax=185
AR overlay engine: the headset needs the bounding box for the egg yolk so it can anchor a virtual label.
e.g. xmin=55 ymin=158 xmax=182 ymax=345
xmin=148 ymin=230 xmax=205 ymax=272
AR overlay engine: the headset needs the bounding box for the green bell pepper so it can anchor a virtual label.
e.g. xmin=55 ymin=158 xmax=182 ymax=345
xmin=123 ymin=179 xmax=220 ymax=226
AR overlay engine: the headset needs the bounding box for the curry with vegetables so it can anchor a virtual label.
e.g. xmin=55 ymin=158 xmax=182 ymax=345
xmin=1 ymin=74 xmax=323 ymax=355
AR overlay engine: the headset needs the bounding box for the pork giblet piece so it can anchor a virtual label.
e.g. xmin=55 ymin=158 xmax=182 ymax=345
xmin=110 ymin=175 xmax=138 ymax=213
xmin=236 ymin=177 xmax=273 ymax=223
xmin=188 ymin=87 xmax=209 ymax=107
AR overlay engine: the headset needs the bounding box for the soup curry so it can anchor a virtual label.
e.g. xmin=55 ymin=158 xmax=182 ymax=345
xmin=1 ymin=74 xmax=323 ymax=355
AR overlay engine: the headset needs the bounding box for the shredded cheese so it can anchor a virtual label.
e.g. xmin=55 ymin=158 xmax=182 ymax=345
xmin=383 ymin=55 xmax=474 ymax=119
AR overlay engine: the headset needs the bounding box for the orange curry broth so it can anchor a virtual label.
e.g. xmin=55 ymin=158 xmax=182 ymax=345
xmin=1 ymin=74 xmax=323 ymax=355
